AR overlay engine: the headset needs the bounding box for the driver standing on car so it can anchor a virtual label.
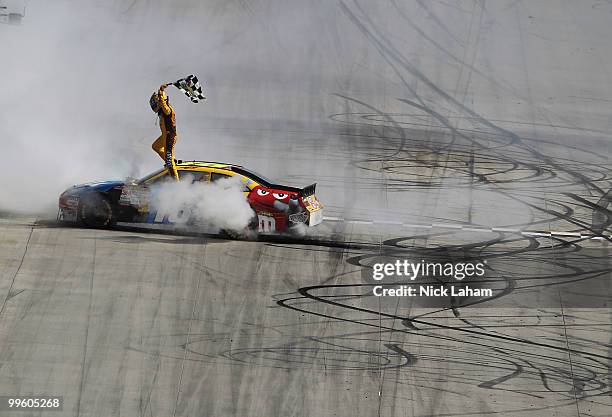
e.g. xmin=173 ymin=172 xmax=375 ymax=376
xmin=150 ymin=83 xmax=179 ymax=180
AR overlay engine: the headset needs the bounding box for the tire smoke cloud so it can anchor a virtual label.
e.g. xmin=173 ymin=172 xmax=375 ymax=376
xmin=150 ymin=176 xmax=255 ymax=233
xmin=0 ymin=1 xmax=214 ymax=214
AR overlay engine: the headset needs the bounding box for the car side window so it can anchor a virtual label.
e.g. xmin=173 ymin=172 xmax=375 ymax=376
xmin=179 ymin=170 xmax=210 ymax=183
xmin=211 ymin=173 xmax=231 ymax=182
xmin=211 ymin=173 xmax=250 ymax=191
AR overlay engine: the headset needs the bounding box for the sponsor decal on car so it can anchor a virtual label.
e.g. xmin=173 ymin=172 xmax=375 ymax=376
xmin=257 ymin=214 xmax=276 ymax=232
xmin=57 ymin=208 xmax=77 ymax=222
xmin=119 ymin=185 xmax=149 ymax=209
xmin=288 ymin=211 xmax=309 ymax=224
xmin=303 ymin=195 xmax=322 ymax=211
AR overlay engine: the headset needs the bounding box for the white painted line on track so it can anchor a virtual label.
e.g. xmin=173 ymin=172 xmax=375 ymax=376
xmin=492 ymin=227 xmax=520 ymax=233
xmin=322 ymin=217 xmax=607 ymax=241
xmin=402 ymin=224 xmax=433 ymax=229
xmin=461 ymin=227 xmax=491 ymax=233
xmin=432 ymin=223 xmax=463 ymax=229
xmin=521 ymin=232 xmax=550 ymax=237
xmin=373 ymin=220 xmax=404 ymax=225
xmin=323 ymin=216 xmax=344 ymax=222
xmin=550 ymin=231 xmax=582 ymax=237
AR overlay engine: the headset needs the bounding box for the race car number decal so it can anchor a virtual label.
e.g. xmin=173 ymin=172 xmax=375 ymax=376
xmin=150 ymin=207 xmax=191 ymax=224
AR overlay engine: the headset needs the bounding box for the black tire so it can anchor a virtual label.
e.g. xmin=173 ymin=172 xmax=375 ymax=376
xmin=220 ymin=215 xmax=259 ymax=240
xmin=287 ymin=223 xmax=307 ymax=238
xmin=79 ymin=193 xmax=115 ymax=228
xmin=248 ymin=214 xmax=259 ymax=232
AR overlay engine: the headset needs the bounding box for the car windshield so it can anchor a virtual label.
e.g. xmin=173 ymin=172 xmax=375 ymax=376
xmin=137 ymin=168 xmax=166 ymax=184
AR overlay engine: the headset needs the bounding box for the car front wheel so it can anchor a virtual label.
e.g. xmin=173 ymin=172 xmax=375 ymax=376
xmin=79 ymin=193 xmax=115 ymax=228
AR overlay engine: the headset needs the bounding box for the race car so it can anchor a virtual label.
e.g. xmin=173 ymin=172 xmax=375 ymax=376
xmin=57 ymin=160 xmax=323 ymax=235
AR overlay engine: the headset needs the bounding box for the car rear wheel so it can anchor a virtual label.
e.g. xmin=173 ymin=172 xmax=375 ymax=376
xmin=220 ymin=215 xmax=259 ymax=240
xmin=79 ymin=193 xmax=115 ymax=228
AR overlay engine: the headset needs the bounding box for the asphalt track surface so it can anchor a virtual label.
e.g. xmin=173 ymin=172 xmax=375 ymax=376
xmin=1 ymin=1 xmax=612 ymax=416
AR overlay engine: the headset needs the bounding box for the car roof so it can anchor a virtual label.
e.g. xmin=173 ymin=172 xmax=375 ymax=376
xmin=175 ymin=160 xmax=278 ymax=187
xmin=141 ymin=161 xmax=307 ymax=194
xmin=176 ymin=160 xmax=235 ymax=169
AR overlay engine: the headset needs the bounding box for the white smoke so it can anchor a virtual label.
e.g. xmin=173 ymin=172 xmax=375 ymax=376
xmin=0 ymin=0 xmax=232 ymax=216
xmin=150 ymin=176 xmax=255 ymax=232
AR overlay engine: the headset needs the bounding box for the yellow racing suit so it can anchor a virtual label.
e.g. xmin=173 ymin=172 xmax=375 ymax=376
xmin=151 ymin=84 xmax=179 ymax=180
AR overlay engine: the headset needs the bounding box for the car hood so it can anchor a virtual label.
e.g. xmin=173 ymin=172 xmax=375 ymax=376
xmin=63 ymin=180 xmax=125 ymax=194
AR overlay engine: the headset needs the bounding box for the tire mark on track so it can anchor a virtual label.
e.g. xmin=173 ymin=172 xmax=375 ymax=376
xmin=0 ymin=226 xmax=33 ymax=320
xmin=171 ymin=243 xmax=206 ymax=417
xmin=75 ymin=232 xmax=96 ymax=417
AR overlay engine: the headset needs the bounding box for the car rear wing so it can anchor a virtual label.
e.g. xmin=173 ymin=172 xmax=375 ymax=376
xmin=266 ymin=182 xmax=317 ymax=197
xmin=300 ymin=183 xmax=317 ymax=197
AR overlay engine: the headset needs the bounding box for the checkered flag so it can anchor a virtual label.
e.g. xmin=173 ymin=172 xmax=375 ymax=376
xmin=173 ymin=75 xmax=206 ymax=103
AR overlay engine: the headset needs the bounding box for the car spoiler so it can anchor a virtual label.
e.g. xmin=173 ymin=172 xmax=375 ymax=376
xmin=266 ymin=183 xmax=317 ymax=197
xmin=300 ymin=183 xmax=317 ymax=197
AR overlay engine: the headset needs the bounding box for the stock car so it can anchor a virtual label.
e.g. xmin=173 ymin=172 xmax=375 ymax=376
xmin=57 ymin=160 xmax=323 ymax=235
